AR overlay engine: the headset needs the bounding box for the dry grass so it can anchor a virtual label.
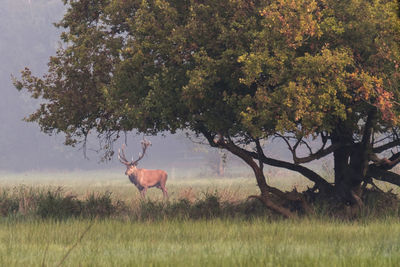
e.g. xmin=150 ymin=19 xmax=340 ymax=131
xmin=0 ymin=170 xmax=399 ymax=266
xmin=0 ymin=169 xmax=261 ymax=202
xmin=0 ymin=169 xmax=399 ymax=220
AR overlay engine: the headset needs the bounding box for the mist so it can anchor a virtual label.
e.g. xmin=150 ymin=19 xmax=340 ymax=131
xmin=0 ymin=0 xmax=245 ymax=174
xmin=0 ymin=0 xmax=296 ymax=175
xmin=0 ymin=1 xmax=185 ymax=171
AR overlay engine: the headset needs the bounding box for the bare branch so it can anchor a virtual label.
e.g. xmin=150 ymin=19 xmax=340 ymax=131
xmin=367 ymin=166 xmax=400 ymax=186
xmin=223 ymin=138 xmax=332 ymax=193
xmin=275 ymin=132 xmax=336 ymax=164
xmin=197 ymin=126 xmax=332 ymax=193
xmin=373 ymin=139 xmax=400 ymax=153
xmin=293 ymin=144 xmax=339 ymax=164
xmin=256 ymin=152 xmax=333 ymax=193
xmin=275 ymin=133 xmax=294 ymax=152
xmin=373 ymin=134 xmax=393 ymax=146
xmin=300 ymin=139 xmax=314 ymax=155
xmin=369 ymin=152 xmax=400 ymax=170
xmin=292 ymin=138 xmax=302 ymax=151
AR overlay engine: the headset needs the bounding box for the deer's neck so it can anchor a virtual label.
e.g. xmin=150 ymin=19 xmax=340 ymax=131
xmin=129 ymin=168 xmax=141 ymax=184
xmin=128 ymin=174 xmax=137 ymax=185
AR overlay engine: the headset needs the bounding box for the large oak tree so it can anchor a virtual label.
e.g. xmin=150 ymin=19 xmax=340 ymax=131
xmin=15 ymin=0 xmax=400 ymax=217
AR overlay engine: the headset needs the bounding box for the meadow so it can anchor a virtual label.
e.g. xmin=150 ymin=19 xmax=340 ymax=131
xmin=0 ymin=169 xmax=399 ymax=266
xmin=1 ymin=218 xmax=400 ymax=266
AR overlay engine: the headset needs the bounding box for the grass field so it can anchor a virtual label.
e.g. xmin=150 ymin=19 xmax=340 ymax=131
xmin=0 ymin=170 xmax=399 ymax=266
xmin=0 ymin=218 xmax=399 ymax=266
xmin=0 ymin=169 xmax=262 ymax=203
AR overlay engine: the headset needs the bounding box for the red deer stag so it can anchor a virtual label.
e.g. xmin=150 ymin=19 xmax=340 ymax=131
xmin=118 ymin=139 xmax=168 ymax=199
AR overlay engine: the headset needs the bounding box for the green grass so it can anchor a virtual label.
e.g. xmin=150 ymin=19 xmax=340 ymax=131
xmin=0 ymin=218 xmax=399 ymax=266
xmin=0 ymin=170 xmax=400 ymax=266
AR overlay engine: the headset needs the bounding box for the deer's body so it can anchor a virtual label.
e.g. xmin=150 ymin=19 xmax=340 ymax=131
xmin=118 ymin=140 xmax=168 ymax=199
xmin=126 ymin=167 xmax=168 ymax=198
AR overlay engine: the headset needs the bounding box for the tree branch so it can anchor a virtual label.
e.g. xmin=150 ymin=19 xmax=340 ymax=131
xmin=225 ymin=138 xmax=333 ymax=193
xmin=199 ymin=129 xmax=298 ymax=218
xmin=275 ymin=133 xmax=337 ymax=164
xmin=373 ymin=139 xmax=400 ymax=153
xmin=293 ymin=144 xmax=339 ymax=164
xmin=255 ymin=153 xmax=333 ymax=194
xmin=369 ymin=152 xmax=400 ymax=170
xmin=361 ymin=107 xmax=377 ymax=149
xmin=275 ymin=133 xmax=294 ymax=152
xmin=367 ymin=166 xmax=400 ymax=186
xmin=197 ymin=125 xmax=332 ymax=194
xmin=254 ymin=139 xmax=264 ymax=172
xmin=301 ymin=139 xmax=314 ymax=155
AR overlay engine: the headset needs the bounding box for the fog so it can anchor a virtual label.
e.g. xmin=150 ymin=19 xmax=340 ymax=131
xmin=0 ymin=0 xmax=238 ymax=173
xmin=0 ymin=0 xmax=295 ymax=175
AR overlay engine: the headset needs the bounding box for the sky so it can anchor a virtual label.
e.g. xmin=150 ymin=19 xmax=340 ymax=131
xmin=0 ymin=0 xmax=214 ymax=172
xmin=0 ymin=0 xmax=292 ymax=174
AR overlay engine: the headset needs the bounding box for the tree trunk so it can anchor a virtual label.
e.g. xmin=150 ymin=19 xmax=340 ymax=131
xmin=333 ymin=147 xmax=349 ymax=186
xmin=218 ymin=152 xmax=226 ymax=177
xmin=331 ymin=128 xmax=356 ymax=204
xmin=332 ymin=109 xmax=376 ymax=207
xmin=214 ymin=139 xmax=297 ymax=218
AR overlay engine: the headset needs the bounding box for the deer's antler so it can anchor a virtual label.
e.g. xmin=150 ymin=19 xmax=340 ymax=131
xmin=132 ymin=138 xmax=152 ymax=166
xmin=118 ymin=144 xmax=131 ymax=165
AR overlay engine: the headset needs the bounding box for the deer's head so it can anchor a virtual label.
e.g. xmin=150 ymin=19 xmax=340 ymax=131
xmin=118 ymin=139 xmax=151 ymax=176
xmin=123 ymin=163 xmax=137 ymax=177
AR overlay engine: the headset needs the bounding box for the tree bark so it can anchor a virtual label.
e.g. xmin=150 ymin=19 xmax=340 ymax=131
xmin=367 ymin=166 xmax=400 ymax=186
xmin=198 ymin=125 xmax=332 ymax=195
xmin=332 ymin=109 xmax=377 ymax=206
xmin=211 ymin=137 xmax=297 ymax=218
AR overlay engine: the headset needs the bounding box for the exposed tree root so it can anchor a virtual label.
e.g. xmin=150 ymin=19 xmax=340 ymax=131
xmin=284 ymin=189 xmax=315 ymax=215
xmin=248 ymin=195 xmax=297 ymax=219
xmin=248 ymin=188 xmax=316 ymax=219
xmin=202 ymin=130 xmax=400 ymax=219
xmin=248 ymin=184 xmax=400 ymax=220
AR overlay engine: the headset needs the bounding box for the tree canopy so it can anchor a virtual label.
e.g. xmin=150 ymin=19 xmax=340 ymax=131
xmin=15 ymin=0 xmax=400 ymax=217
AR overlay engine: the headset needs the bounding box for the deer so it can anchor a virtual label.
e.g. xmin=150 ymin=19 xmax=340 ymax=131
xmin=118 ymin=139 xmax=168 ymax=199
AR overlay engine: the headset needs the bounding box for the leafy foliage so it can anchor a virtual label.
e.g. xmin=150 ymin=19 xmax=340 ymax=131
xmin=240 ymin=0 xmax=400 ymax=136
xmin=15 ymin=0 xmax=400 ymax=216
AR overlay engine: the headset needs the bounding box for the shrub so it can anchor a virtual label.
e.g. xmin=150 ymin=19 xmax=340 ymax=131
xmin=191 ymin=193 xmax=221 ymax=219
xmin=137 ymin=200 xmax=166 ymax=221
xmin=36 ymin=188 xmax=82 ymax=219
xmin=0 ymin=190 xmax=19 ymax=216
xmin=0 ymin=185 xmax=398 ymax=221
xmin=166 ymin=199 xmax=192 ymax=220
xmin=83 ymin=191 xmax=116 ymax=218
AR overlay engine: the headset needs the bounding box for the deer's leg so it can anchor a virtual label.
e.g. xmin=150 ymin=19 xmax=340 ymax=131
xmin=160 ymin=184 xmax=168 ymax=200
xmin=162 ymin=187 xmax=168 ymax=200
xmin=141 ymin=187 xmax=148 ymax=199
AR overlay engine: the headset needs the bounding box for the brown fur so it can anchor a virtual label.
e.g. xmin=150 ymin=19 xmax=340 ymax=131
xmin=125 ymin=165 xmax=168 ymax=199
xmin=118 ymin=141 xmax=168 ymax=199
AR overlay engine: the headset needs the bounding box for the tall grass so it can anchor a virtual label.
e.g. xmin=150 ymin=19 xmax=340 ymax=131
xmin=0 ymin=172 xmax=399 ymax=220
xmin=0 ymin=171 xmax=399 ymax=266
xmin=0 ymin=186 xmax=273 ymax=220
xmin=0 ymin=218 xmax=399 ymax=266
